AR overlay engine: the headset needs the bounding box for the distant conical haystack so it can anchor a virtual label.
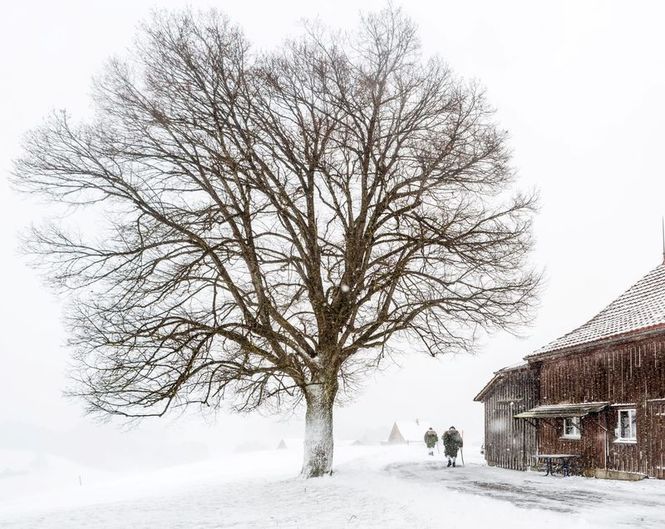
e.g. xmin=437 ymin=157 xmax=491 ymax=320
xmin=387 ymin=420 xmax=432 ymax=444
xmin=277 ymin=439 xmax=287 ymax=450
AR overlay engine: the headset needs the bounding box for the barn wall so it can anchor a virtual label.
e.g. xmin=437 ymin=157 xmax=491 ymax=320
xmin=536 ymin=414 xmax=607 ymax=473
xmin=482 ymin=367 xmax=539 ymax=471
xmin=536 ymin=333 xmax=665 ymax=477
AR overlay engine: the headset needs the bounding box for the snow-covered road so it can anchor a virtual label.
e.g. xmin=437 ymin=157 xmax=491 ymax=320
xmin=1 ymin=444 xmax=664 ymax=528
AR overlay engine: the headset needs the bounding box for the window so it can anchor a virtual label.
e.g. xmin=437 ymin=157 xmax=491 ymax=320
xmin=616 ymin=409 xmax=637 ymax=442
xmin=562 ymin=417 xmax=581 ymax=439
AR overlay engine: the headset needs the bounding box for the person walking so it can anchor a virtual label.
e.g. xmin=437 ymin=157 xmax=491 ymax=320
xmin=423 ymin=427 xmax=439 ymax=456
xmin=442 ymin=426 xmax=463 ymax=467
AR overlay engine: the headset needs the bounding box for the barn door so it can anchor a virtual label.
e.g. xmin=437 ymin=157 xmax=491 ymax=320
xmin=647 ymin=400 xmax=665 ymax=479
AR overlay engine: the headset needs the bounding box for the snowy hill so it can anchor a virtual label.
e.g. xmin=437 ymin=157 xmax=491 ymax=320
xmin=0 ymin=449 xmax=108 ymax=502
xmin=1 ymin=443 xmax=665 ymax=528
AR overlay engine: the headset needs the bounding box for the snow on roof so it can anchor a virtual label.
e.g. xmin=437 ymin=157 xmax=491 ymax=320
xmin=514 ymin=402 xmax=609 ymax=419
xmin=473 ymin=362 xmax=530 ymax=402
xmin=496 ymin=362 xmax=529 ymax=373
xmin=529 ymin=262 xmax=665 ymax=357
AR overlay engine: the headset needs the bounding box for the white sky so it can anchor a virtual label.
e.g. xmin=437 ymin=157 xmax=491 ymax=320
xmin=2 ymin=0 xmax=665 ymax=469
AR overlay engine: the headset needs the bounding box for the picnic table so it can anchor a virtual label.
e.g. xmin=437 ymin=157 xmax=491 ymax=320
xmin=534 ymin=454 xmax=580 ymax=477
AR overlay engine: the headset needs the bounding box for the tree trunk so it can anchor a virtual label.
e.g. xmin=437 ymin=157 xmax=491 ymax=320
xmin=301 ymin=381 xmax=336 ymax=478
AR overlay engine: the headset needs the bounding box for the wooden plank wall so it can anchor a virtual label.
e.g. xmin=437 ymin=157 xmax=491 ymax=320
xmin=536 ymin=413 xmax=606 ymax=474
xmin=483 ymin=367 xmax=539 ymax=471
xmin=645 ymin=400 xmax=665 ymax=479
xmin=537 ymin=334 xmax=665 ymax=477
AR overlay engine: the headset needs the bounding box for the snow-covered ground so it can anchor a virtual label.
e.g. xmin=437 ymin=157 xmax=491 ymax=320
xmin=1 ymin=442 xmax=664 ymax=528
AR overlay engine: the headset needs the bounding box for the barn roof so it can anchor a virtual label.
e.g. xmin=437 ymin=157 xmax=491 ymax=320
xmin=473 ymin=362 xmax=529 ymax=402
xmin=528 ymin=262 xmax=665 ymax=358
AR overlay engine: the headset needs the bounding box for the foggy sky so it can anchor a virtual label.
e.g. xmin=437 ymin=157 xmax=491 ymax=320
xmin=2 ymin=0 xmax=665 ymax=469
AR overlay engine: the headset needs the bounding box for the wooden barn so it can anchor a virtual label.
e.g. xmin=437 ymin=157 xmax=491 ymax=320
xmin=475 ymin=262 xmax=665 ymax=478
xmin=474 ymin=363 xmax=538 ymax=471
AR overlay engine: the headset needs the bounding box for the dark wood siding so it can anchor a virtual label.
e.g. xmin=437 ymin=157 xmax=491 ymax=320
xmin=482 ymin=367 xmax=539 ymax=471
xmin=645 ymin=399 xmax=665 ymax=478
xmin=536 ymin=334 xmax=665 ymax=477
xmin=536 ymin=412 xmax=607 ymax=473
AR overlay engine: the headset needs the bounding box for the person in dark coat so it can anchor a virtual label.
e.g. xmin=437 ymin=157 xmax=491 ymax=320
xmin=442 ymin=426 xmax=463 ymax=467
xmin=423 ymin=427 xmax=439 ymax=456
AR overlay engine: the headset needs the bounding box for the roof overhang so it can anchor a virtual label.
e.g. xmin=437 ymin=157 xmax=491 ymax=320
xmin=525 ymin=324 xmax=665 ymax=361
xmin=514 ymin=402 xmax=609 ymax=419
xmin=473 ymin=363 xmax=530 ymax=402
xmin=474 ymin=373 xmax=503 ymax=402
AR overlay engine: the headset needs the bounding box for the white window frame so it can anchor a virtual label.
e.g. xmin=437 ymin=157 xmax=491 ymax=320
xmin=562 ymin=416 xmax=581 ymax=439
xmin=615 ymin=408 xmax=637 ymax=443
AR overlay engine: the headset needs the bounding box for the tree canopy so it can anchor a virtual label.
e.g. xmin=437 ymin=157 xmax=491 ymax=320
xmin=14 ymin=7 xmax=539 ymax=476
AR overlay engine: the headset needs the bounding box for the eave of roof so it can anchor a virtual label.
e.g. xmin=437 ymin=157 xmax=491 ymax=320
xmin=514 ymin=401 xmax=609 ymax=419
xmin=525 ymin=323 xmax=665 ymax=362
xmin=473 ymin=362 xmax=530 ymax=402
xmin=473 ymin=373 xmax=502 ymax=402
xmin=529 ymin=263 xmax=665 ymax=357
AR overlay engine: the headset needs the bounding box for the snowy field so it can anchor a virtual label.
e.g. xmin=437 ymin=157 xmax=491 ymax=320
xmin=1 ymin=443 xmax=664 ymax=529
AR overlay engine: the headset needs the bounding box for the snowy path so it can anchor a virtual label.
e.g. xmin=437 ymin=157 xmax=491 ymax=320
xmin=386 ymin=459 xmax=665 ymax=526
xmin=1 ymin=445 xmax=665 ymax=528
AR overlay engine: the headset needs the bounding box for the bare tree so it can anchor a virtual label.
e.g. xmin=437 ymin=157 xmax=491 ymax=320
xmin=13 ymin=8 xmax=539 ymax=477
